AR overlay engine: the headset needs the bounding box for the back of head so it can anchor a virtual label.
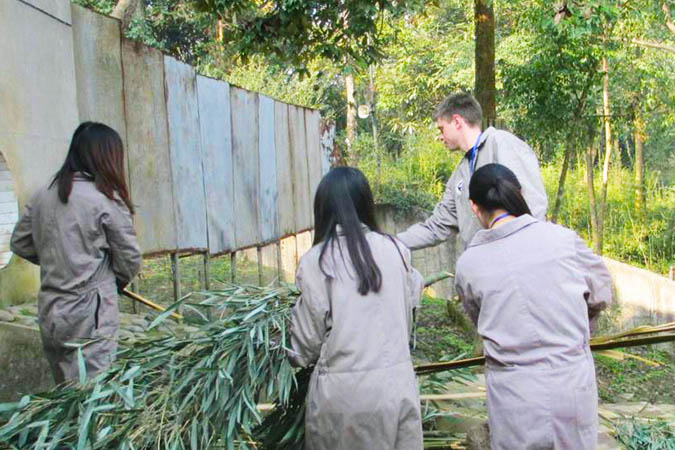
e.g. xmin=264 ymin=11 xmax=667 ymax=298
xmin=52 ymin=122 xmax=134 ymax=213
xmin=433 ymin=92 xmax=483 ymax=126
xmin=313 ymin=167 xmax=382 ymax=295
xmin=469 ymin=164 xmax=531 ymax=217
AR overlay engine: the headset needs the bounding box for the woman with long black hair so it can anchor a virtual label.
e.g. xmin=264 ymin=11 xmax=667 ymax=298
xmin=288 ymin=167 xmax=425 ymax=450
xmin=11 ymin=122 xmax=142 ymax=384
xmin=455 ymin=164 xmax=612 ymax=449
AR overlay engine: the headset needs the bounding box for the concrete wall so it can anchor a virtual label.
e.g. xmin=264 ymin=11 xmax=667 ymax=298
xmin=603 ymin=258 xmax=675 ymax=330
xmin=375 ymin=205 xmax=459 ymax=299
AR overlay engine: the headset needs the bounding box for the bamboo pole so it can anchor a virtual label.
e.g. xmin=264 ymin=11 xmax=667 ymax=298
xmin=121 ymin=289 xmax=183 ymax=320
xmin=415 ymin=331 xmax=675 ymax=375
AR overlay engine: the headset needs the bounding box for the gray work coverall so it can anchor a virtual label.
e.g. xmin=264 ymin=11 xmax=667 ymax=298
xmin=398 ymin=127 xmax=548 ymax=251
xmin=455 ymin=215 xmax=613 ymax=450
xmin=289 ymin=229 xmax=425 ymax=450
xmin=11 ymin=175 xmax=141 ymax=384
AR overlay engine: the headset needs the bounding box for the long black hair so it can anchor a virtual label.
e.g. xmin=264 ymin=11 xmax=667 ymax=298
xmin=313 ymin=167 xmax=403 ymax=295
xmin=50 ymin=122 xmax=134 ymax=213
xmin=469 ymin=164 xmax=531 ymax=216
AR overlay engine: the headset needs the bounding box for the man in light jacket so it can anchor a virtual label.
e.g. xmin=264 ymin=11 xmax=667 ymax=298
xmin=397 ymin=93 xmax=548 ymax=252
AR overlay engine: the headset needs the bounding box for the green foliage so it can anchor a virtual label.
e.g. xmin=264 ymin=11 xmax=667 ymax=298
xmin=354 ymin=129 xmax=460 ymax=216
xmin=616 ymin=419 xmax=675 ymax=450
xmin=374 ymin=0 xmax=474 ymax=141
xmin=194 ymin=0 xmax=429 ymax=71
xmin=541 ymin=164 xmax=674 ymax=274
xmin=356 ymin=131 xmax=673 ymax=274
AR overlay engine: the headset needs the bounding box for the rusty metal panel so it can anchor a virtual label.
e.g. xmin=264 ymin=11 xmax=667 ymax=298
xmin=0 ymin=0 xmax=78 ymax=207
xmin=305 ymin=109 xmax=323 ymax=216
xmin=258 ymin=95 xmax=278 ymax=243
xmin=230 ymin=87 xmax=260 ymax=249
xmin=274 ymin=102 xmax=295 ymax=237
xmin=121 ymin=40 xmax=177 ymax=254
xmin=296 ymin=230 xmax=313 ymax=260
xmin=196 ymin=75 xmax=235 ymax=254
xmin=71 ymin=5 xmax=126 ymax=148
xmin=164 ymin=56 xmax=207 ymax=252
xmin=288 ymin=105 xmax=311 ymax=231
xmin=279 ymin=235 xmax=297 ymax=282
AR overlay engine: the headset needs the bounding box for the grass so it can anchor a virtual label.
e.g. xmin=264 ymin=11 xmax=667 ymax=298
xmin=595 ymin=348 xmax=675 ymax=404
xmin=414 ymin=296 xmax=476 ymax=364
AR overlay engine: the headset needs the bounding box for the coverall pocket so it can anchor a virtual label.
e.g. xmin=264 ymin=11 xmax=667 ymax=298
xmin=92 ymin=285 xmax=120 ymax=339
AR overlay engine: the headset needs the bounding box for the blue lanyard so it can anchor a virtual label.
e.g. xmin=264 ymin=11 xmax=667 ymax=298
xmin=490 ymin=212 xmax=511 ymax=228
xmin=469 ymin=132 xmax=483 ymax=174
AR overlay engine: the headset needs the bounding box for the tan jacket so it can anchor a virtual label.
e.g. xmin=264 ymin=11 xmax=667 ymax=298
xmin=455 ymin=215 xmax=612 ymax=449
xmin=398 ymin=127 xmax=548 ymax=251
xmin=289 ymin=229 xmax=425 ymax=450
xmin=11 ymin=174 xmax=141 ymax=382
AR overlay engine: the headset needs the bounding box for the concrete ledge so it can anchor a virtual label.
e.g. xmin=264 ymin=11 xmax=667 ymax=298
xmin=0 ymin=322 xmax=53 ymax=402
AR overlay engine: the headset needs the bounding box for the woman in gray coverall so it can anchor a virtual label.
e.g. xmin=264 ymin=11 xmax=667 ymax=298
xmin=455 ymin=164 xmax=612 ymax=450
xmin=11 ymin=122 xmax=142 ymax=385
xmin=288 ymin=167 xmax=425 ymax=450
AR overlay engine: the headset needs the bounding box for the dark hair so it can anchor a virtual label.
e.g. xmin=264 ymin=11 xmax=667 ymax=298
xmin=313 ymin=167 xmax=405 ymax=295
xmin=51 ymin=122 xmax=134 ymax=214
xmin=433 ymin=92 xmax=483 ymax=126
xmin=469 ymin=164 xmax=531 ymax=217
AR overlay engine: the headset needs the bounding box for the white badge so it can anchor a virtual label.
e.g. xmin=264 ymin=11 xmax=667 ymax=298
xmin=456 ymin=180 xmax=464 ymax=195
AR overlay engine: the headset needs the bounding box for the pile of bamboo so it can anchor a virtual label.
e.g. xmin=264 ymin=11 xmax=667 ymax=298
xmin=0 ymin=279 xmax=672 ymax=449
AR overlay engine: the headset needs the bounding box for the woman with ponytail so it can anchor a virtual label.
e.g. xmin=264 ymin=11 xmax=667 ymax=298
xmin=455 ymin=163 xmax=613 ymax=449
xmin=11 ymin=122 xmax=141 ymax=384
xmin=288 ymin=167 xmax=425 ymax=450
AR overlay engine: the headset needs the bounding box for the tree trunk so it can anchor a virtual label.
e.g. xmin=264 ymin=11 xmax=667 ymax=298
xmin=112 ymin=0 xmax=141 ymax=30
xmin=474 ymin=0 xmax=496 ymax=127
xmin=345 ymin=72 xmax=357 ymax=154
xmin=367 ymin=65 xmax=381 ymax=178
xmin=585 ymin=141 xmax=601 ymax=254
xmin=634 ymin=102 xmax=646 ymax=220
xmin=597 ymin=55 xmax=612 ymax=255
xmin=551 ymin=140 xmax=573 ymax=223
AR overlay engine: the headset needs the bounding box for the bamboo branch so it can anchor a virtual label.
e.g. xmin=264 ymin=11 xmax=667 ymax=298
xmin=424 ymin=271 xmax=454 ymax=288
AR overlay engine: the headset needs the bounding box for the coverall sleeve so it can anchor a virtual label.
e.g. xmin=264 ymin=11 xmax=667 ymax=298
xmin=455 ymin=267 xmax=480 ymax=326
xmin=401 ymin=243 xmax=425 ymax=310
xmin=495 ymin=143 xmax=548 ymax=221
xmin=10 ymin=203 xmax=39 ymax=265
xmin=288 ymin=261 xmax=330 ymax=368
xmin=102 ymin=199 xmax=142 ymax=288
xmin=397 ymin=171 xmax=459 ymax=250
xmin=573 ymin=234 xmax=613 ymax=329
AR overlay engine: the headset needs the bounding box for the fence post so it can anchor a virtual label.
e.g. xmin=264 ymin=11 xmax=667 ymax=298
xmin=203 ymin=252 xmax=210 ymax=290
xmin=170 ymin=252 xmax=181 ymax=309
xmin=230 ymin=252 xmax=237 ymax=283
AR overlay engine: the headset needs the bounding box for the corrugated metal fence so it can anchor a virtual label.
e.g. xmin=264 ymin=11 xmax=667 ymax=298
xmin=1 ymin=0 xmax=333 ymax=300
